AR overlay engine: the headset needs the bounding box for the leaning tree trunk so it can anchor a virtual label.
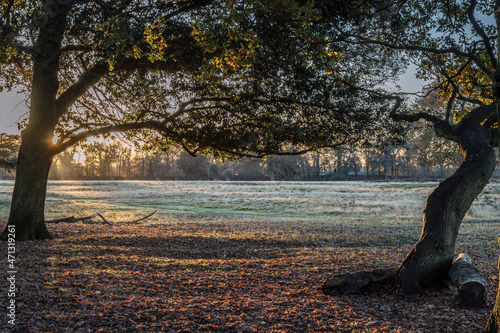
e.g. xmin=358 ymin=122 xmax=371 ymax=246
xmin=396 ymin=127 xmax=496 ymax=295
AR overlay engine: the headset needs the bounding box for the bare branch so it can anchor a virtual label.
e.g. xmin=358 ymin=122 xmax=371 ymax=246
xmin=468 ymin=0 xmax=497 ymax=68
xmin=339 ymin=33 xmax=494 ymax=78
xmin=56 ymin=58 xmax=185 ymax=119
xmin=46 ymin=211 xmax=157 ymax=224
xmin=47 ymin=213 xmax=113 ymax=225
xmin=54 ymin=121 xmax=169 ymax=153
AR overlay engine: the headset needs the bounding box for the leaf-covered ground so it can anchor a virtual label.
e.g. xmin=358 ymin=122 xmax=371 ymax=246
xmin=1 ymin=181 xmax=499 ymax=332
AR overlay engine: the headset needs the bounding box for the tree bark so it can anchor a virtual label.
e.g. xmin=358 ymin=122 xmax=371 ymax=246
xmin=0 ymin=60 xmax=61 ymax=240
xmin=0 ymin=2 xmax=69 ymax=240
xmin=397 ymin=126 xmax=496 ymax=294
xmin=1 ymin=133 xmax=55 ymax=240
xmin=485 ymin=237 xmax=500 ymax=332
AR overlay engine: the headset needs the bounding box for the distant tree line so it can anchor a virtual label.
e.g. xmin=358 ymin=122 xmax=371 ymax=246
xmin=0 ymin=128 xmax=477 ymax=181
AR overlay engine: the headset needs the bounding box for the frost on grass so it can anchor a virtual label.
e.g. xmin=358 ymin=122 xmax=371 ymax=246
xmin=0 ymin=180 xmax=498 ymax=332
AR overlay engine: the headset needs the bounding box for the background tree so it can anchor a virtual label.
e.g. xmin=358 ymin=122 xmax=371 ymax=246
xmin=207 ymin=163 xmax=220 ymax=180
xmin=49 ymin=149 xmax=79 ymax=180
xmin=233 ymin=158 xmax=265 ymax=180
xmin=221 ymin=168 xmax=234 ymax=180
xmin=177 ymin=152 xmax=209 ymax=180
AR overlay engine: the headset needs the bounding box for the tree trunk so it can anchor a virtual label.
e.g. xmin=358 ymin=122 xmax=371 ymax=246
xmin=485 ymin=238 xmax=500 ymax=332
xmin=1 ymin=130 xmax=55 ymax=240
xmin=0 ymin=2 xmax=67 ymax=240
xmin=397 ymin=127 xmax=496 ymax=294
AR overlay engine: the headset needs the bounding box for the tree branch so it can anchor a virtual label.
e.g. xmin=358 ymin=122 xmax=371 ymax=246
xmin=56 ymin=58 xmax=185 ymax=119
xmin=166 ymin=97 xmax=233 ymax=122
xmin=467 ymin=0 xmax=497 ymax=68
xmin=56 ymin=62 xmax=110 ymax=118
xmin=459 ymin=103 xmax=496 ymax=126
xmin=339 ymin=33 xmax=494 ymax=78
xmin=2 ymin=0 xmax=14 ymax=29
xmin=59 ymin=44 xmax=93 ymax=54
xmin=54 ymin=121 xmax=169 ymax=154
xmin=46 ymin=211 xmax=156 ymax=224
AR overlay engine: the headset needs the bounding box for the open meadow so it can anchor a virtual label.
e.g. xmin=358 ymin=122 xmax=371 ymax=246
xmin=1 ymin=180 xmax=500 ymax=332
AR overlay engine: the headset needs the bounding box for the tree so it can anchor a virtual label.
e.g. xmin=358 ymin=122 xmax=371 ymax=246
xmin=207 ymin=163 xmax=220 ymax=180
xmin=0 ymin=0 xmax=405 ymax=240
xmin=233 ymin=157 xmax=265 ymax=180
xmin=408 ymin=128 xmax=462 ymax=178
xmin=221 ymin=168 xmax=234 ymax=180
xmin=81 ymin=141 xmax=121 ymax=178
xmin=177 ymin=152 xmax=209 ymax=180
xmin=318 ymin=0 xmax=500 ymax=303
xmin=0 ymin=134 xmax=20 ymax=171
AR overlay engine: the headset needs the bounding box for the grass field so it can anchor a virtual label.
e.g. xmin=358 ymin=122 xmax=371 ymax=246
xmin=1 ymin=180 xmax=500 ymax=332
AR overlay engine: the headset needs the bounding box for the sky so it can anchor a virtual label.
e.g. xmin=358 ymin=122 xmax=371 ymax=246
xmin=0 ymin=89 xmax=29 ymax=134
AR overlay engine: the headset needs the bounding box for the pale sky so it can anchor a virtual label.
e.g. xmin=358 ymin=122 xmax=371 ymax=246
xmin=0 ymin=90 xmax=29 ymax=134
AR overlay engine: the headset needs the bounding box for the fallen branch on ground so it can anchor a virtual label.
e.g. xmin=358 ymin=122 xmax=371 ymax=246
xmin=46 ymin=211 xmax=157 ymax=225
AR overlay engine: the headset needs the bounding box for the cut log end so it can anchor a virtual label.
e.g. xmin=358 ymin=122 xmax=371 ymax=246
xmin=458 ymin=282 xmax=487 ymax=307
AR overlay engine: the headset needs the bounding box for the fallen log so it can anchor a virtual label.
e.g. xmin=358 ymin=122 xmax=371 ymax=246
xmin=321 ymin=268 xmax=398 ymax=295
xmin=447 ymin=253 xmax=487 ymax=307
xmin=46 ymin=211 xmax=157 ymax=225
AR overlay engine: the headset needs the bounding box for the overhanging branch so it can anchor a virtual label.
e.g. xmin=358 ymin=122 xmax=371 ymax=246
xmin=54 ymin=121 xmax=169 ymax=154
xmin=56 ymin=58 xmax=184 ymax=119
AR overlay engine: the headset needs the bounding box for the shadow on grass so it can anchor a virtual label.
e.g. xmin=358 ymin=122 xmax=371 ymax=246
xmin=79 ymin=235 xmax=314 ymax=259
xmin=73 ymin=231 xmax=419 ymax=260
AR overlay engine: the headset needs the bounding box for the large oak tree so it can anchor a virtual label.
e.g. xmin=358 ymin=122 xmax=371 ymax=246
xmin=0 ymin=0 xmax=404 ymax=240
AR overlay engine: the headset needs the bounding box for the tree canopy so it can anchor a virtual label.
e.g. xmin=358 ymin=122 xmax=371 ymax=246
xmin=318 ymin=0 xmax=497 ymax=116
xmin=0 ymin=0 xmax=405 ymax=158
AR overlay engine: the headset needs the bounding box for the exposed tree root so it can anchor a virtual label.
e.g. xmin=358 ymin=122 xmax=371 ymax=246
xmin=320 ymin=267 xmax=398 ymax=295
xmin=46 ymin=211 xmax=157 ymax=225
